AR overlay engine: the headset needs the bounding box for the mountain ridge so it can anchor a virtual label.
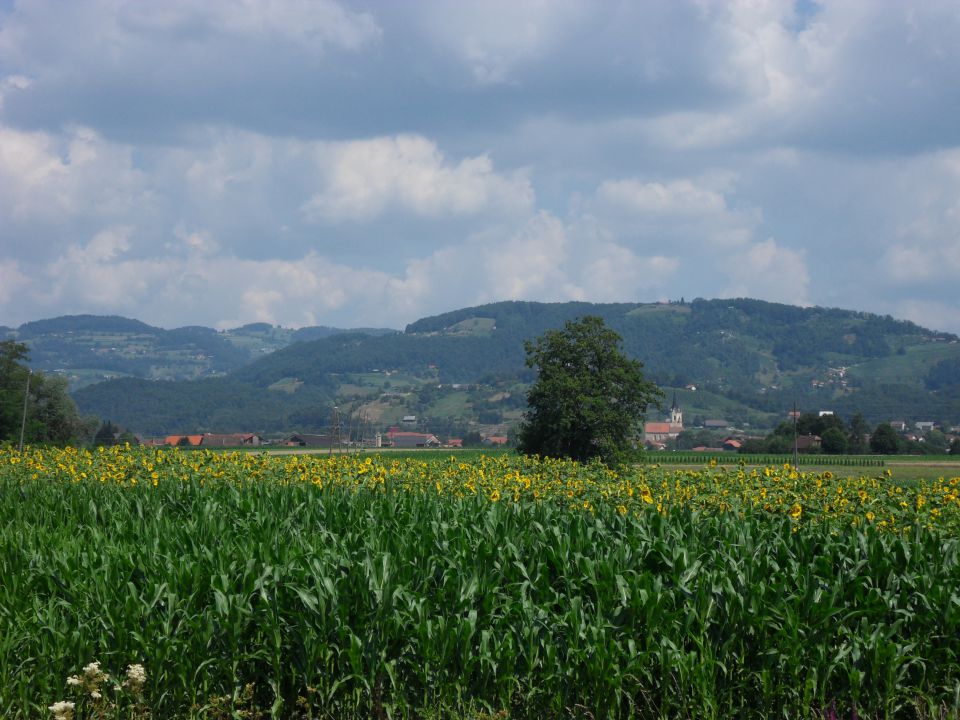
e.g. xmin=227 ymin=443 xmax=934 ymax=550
xmin=60 ymin=298 xmax=960 ymax=436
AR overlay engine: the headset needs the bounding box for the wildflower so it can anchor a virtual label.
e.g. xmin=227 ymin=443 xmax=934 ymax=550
xmin=48 ymin=701 xmax=75 ymax=720
xmin=789 ymin=503 xmax=802 ymax=519
xmin=123 ymin=663 xmax=147 ymax=693
xmin=67 ymin=660 xmax=110 ymax=698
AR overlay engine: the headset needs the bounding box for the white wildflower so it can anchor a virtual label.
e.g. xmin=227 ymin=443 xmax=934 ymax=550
xmin=66 ymin=675 xmax=82 ymax=687
xmin=123 ymin=663 xmax=147 ymax=692
xmin=48 ymin=700 xmax=75 ymax=720
xmin=82 ymin=660 xmax=109 ymax=684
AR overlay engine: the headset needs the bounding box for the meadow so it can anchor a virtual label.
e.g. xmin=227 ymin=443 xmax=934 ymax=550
xmin=1 ymin=447 xmax=960 ymax=718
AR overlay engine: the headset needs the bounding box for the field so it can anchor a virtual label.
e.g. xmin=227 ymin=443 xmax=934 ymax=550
xmin=2 ymin=448 xmax=960 ymax=718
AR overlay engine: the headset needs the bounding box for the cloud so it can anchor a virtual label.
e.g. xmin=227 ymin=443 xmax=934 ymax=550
xmin=588 ymin=174 xmax=760 ymax=252
xmin=893 ymin=300 xmax=960 ymax=336
xmin=1 ymin=1 xmax=960 ymax=336
xmin=579 ymin=244 xmax=679 ymax=302
xmin=0 ymin=124 xmax=148 ymax=227
xmin=409 ymin=0 xmax=588 ymax=85
xmin=596 ymin=178 xmax=727 ymax=216
xmin=481 ymin=211 xmax=572 ymax=300
xmin=118 ymin=0 xmax=381 ymax=50
xmin=302 ymin=135 xmax=533 ymax=222
xmin=722 ymin=239 xmax=809 ymax=306
xmin=0 ymin=74 xmax=31 ymax=111
xmin=0 ymin=259 xmax=29 ymax=306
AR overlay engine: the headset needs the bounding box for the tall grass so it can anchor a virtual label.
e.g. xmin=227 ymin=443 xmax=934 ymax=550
xmin=1 ymin=451 xmax=959 ymax=717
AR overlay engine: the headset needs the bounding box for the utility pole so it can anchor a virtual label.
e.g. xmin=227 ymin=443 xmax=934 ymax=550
xmin=329 ymin=406 xmax=341 ymax=456
xmin=18 ymin=370 xmax=32 ymax=453
xmin=792 ymin=400 xmax=800 ymax=469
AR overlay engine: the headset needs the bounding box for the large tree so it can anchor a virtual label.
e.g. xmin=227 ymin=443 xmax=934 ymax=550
xmin=0 ymin=340 xmax=95 ymax=446
xmin=517 ymin=316 xmax=662 ymax=466
xmin=870 ymin=422 xmax=900 ymax=455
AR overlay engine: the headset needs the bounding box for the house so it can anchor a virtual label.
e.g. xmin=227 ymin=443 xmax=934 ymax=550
xmin=446 ymin=438 xmax=463 ymax=448
xmin=483 ymin=435 xmax=509 ymax=446
xmin=795 ymin=435 xmax=822 ymax=452
xmin=915 ymin=421 xmax=936 ymax=432
xmin=385 ymin=429 xmax=440 ymax=448
xmin=202 ymin=433 xmax=263 ymax=447
xmin=704 ymin=419 xmax=729 ymax=429
xmin=285 ymin=433 xmax=337 ymax=448
xmin=164 ymin=435 xmax=204 ymax=447
xmin=401 ymin=415 xmax=417 ymax=426
xmin=889 ymin=420 xmax=908 ymax=432
xmin=722 ymin=438 xmax=742 ymax=452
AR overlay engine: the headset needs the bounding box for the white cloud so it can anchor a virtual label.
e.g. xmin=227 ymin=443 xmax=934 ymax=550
xmin=722 ymin=238 xmax=809 ymax=306
xmin=481 ymin=211 xmax=572 ymax=300
xmin=588 ymin=175 xmax=761 ymax=252
xmin=0 ymin=74 xmax=32 ymax=111
xmin=303 ymin=135 xmax=533 ymax=222
xmin=596 ymin=178 xmax=727 ymax=215
xmin=579 ymin=245 xmax=679 ymax=302
xmin=0 ymin=259 xmax=29 ymax=306
xmin=893 ymin=299 xmax=960 ymax=336
xmin=412 ymin=0 xmax=587 ymax=84
xmin=0 ymin=124 xmax=147 ymax=224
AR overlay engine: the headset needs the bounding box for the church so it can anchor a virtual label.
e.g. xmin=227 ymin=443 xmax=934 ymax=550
xmin=643 ymin=393 xmax=684 ymax=447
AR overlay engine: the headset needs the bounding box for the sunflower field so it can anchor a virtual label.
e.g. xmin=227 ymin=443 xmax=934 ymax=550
xmin=1 ymin=445 xmax=960 ymax=718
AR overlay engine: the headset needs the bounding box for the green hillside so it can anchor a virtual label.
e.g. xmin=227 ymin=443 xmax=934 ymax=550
xmin=68 ymin=299 xmax=960 ymax=436
xmin=4 ymin=315 xmax=394 ymax=389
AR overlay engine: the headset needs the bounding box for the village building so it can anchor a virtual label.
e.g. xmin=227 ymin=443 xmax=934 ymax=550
xmin=384 ymin=428 xmax=440 ymax=448
xmin=202 ymin=433 xmax=263 ymax=447
xmin=285 ymin=433 xmax=337 ymax=448
xmin=164 ymin=434 xmax=203 ymax=447
xmin=644 ymin=394 xmax=684 ymax=447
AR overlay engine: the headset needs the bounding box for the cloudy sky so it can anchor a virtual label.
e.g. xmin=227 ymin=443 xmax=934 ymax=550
xmin=1 ymin=1 xmax=958 ymax=333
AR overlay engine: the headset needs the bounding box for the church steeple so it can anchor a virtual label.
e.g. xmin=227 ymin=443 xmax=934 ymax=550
xmin=669 ymin=392 xmax=683 ymax=427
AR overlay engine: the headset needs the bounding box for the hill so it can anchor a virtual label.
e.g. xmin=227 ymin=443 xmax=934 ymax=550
xmin=68 ymin=299 xmax=960 ymax=437
xmin=2 ymin=315 xmax=395 ymax=389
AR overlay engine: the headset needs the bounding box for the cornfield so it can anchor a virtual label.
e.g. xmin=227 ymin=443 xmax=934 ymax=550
xmin=1 ymin=446 xmax=959 ymax=718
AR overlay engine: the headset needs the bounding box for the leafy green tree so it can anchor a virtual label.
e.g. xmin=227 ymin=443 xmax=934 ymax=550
xmin=461 ymin=431 xmax=483 ymax=448
xmin=517 ymin=316 xmax=663 ymax=466
xmin=1 ymin=340 xmax=95 ymax=446
xmin=848 ymin=412 xmax=870 ymax=454
xmin=924 ymin=429 xmax=948 ymax=454
xmin=821 ymin=427 xmax=848 ymax=455
xmin=950 ymin=438 xmax=960 ymax=456
xmin=1 ymin=340 xmax=31 ymax=441
xmin=94 ymin=420 xmax=120 ymax=446
xmin=870 ymin=423 xmax=900 ymax=455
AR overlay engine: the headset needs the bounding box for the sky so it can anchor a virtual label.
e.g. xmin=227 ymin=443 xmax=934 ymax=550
xmin=1 ymin=0 xmax=959 ymax=333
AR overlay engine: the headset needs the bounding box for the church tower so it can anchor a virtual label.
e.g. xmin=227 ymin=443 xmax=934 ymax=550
xmin=669 ymin=392 xmax=683 ymax=428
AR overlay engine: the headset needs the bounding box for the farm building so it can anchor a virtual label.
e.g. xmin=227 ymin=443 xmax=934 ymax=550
xmin=285 ymin=433 xmax=337 ymax=448
xmin=384 ymin=429 xmax=440 ymax=448
xmin=202 ymin=433 xmax=263 ymax=447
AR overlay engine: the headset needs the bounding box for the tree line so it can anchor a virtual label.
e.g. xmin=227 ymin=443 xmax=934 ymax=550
xmin=0 ymin=340 xmax=96 ymax=446
xmin=739 ymin=411 xmax=960 ymax=456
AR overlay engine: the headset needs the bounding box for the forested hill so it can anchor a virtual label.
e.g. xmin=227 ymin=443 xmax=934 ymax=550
xmin=228 ymin=298 xmax=959 ymax=422
xmin=2 ymin=314 xmax=395 ymax=389
xmin=69 ymin=298 xmax=960 ymax=434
